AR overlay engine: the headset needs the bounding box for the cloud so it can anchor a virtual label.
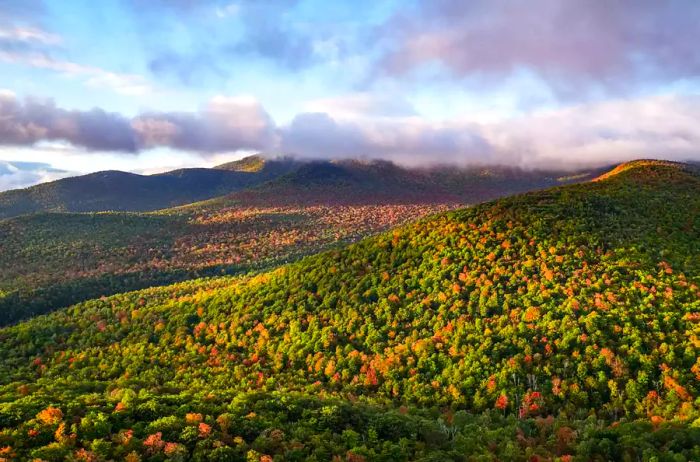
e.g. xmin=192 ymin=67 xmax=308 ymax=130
xmin=133 ymin=96 xmax=276 ymax=152
xmin=215 ymin=3 xmax=240 ymax=18
xmin=377 ymin=0 xmax=700 ymax=96
xmin=148 ymin=50 xmax=226 ymax=86
xmin=304 ymin=93 xmax=417 ymax=118
xmin=0 ymin=51 xmax=153 ymax=96
xmin=485 ymin=94 xmax=700 ymax=168
xmin=227 ymin=0 xmax=317 ymax=70
xmin=280 ymin=94 xmax=700 ymax=168
xmin=129 ymin=0 xmax=700 ymax=98
xmin=143 ymin=0 xmax=350 ymax=84
xmin=279 ymin=112 xmax=491 ymax=164
xmin=2 ymin=90 xmax=700 ymax=169
xmin=0 ymin=160 xmax=70 ymax=191
xmin=0 ymin=18 xmax=151 ymax=96
xmin=0 ymin=0 xmax=46 ymax=22
xmin=0 ymin=92 xmax=275 ymax=154
xmin=0 ymin=22 xmax=60 ymax=60
xmin=0 ymin=25 xmax=61 ymax=45
xmin=0 ymin=92 xmax=138 ymax=152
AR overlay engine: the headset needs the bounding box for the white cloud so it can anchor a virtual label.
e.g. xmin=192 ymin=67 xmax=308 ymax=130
xmin=282 ymin=93 xmax=700 ymax=168
xmin=304 ymin=92 xmax=417 ymax=119
xmin=2 ymin=90 xmax=700 ymax=172
xmin=379 ymin=0 xmax=700 ymax=97
xmin=133 ymin=94 xmax=276 ymax=152
xmin=0 ymin=160 xmax=72 ymax=191
xmin=0 ymin=25 xmax=62 ymax=45
xmin=480 ymin=95 xmax=700 ymax=168
xmin=0 ymin=51 xmax=152 ymax=96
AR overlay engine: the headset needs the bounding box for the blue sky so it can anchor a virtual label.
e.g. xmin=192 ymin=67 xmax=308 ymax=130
xmin=1 ymin=0 xmax=700 ymax=190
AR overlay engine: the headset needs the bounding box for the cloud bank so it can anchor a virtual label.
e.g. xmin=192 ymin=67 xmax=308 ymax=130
xmin=133 ymin=96 xmax=276 ymax=152
xmin=1 ymin=91 xmax=699 ymax=169
xmin=378 ymin=0 xmax=700 ymax=96
xmin=0 ymin=92 xmax=275 ymax=154
xmin=0 ymin=92 xmax=138 ymax=152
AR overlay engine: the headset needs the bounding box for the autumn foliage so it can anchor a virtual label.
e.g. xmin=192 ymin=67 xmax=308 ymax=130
xmin=0 ymin=161 xmax=698 ymax=460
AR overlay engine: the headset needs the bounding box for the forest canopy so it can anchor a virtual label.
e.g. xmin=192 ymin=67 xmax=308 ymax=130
xmin=0 ymin=161 xmax=698 ymax=461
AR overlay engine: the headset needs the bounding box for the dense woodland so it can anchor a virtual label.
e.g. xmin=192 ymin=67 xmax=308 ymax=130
xmin=0 ymin=157 xmax=591 ymax=325
xmin=0 ymin=203 xmax=455 ymax=325
xmin=0 ymin=161 xmax=698 ymax=461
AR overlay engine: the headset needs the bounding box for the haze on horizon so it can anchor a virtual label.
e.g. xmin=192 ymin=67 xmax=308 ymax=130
xmin=1 ymin=0 xmax=700 ymax=191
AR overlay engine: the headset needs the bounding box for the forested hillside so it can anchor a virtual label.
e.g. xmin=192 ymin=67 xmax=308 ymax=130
xmin=0 ymin=161 xmax=697 ymax=461
xmin=0 ymin=156 xmax=301 ymax=219
xmin=0 ymin=159 xmax=595 ymax=325
xmin=204 ymin=159 xmax=600 ymax=207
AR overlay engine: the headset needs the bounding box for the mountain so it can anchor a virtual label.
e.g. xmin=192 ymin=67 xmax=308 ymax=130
xmin=0 ymin=160 xmax=697 ymax=461
xmin=208 ymin=158 xmax=603 ymax=207
xmin=0 ymin=156 xmax=301 ymax=219
xmin=0 ymin=158 xmax=598 ymax=325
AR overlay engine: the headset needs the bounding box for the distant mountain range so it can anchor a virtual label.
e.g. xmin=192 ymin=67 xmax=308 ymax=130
xmin=223 ymin=160 xmax=608 ymax=204
xmin=0 ymin=155 xmax=608 ymax=219
xmin=0 ymin=156 xmax=303 ymax=219
xmin=165 ymin=156 xmax=608 ymax=211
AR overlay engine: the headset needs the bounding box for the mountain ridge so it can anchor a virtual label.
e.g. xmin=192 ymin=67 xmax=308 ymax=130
xmin=0 ymin=155 xmax=610 ymax=219
xmin=189 ymin=157 xmax=606 ymax=210
xmin=0 ymin=157 xmax=303 ymax=219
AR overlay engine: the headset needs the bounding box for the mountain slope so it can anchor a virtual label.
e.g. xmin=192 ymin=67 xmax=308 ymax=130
xmin=0 ymin=159 xmax=597 ymax=325
xmin=0 ymin=156 xmax=301 ymax=219
xmin=201 ymin=159 xmax=602 ymax=208
xmin=0 ymin=161 xmax=697 ymax=460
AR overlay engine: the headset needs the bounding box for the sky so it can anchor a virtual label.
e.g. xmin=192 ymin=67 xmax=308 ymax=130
xmin=1 ymin=0 xmax=700 ymax=190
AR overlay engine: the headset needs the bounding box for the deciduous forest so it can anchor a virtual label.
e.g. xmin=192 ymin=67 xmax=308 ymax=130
xmin=0 ymin=161 xmax=698 ymax=461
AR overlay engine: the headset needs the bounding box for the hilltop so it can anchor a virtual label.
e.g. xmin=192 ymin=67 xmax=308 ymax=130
xmin=0 ymin=157 xmax=597 ymax=325
xmin=592 ymin=159 xmax=699 ymax=182
xmin=214 ymin=154 xmax=269 ymax=172
xmin=0 ymin=161 xmax=697 ymax=460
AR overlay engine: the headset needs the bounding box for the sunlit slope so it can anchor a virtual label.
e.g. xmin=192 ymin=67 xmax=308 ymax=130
xmin=1 ymin=161 xmax=698 ymax=406
xmin=591 ymin=159 xmax=696 ymax=182
xmin=0 ymin=161 xmax=698 ymax=460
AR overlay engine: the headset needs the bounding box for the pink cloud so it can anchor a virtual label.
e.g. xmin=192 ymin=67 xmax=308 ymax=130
xmin=2 ymin=90 xmax=700 ymax=169
xmin=378 ymin=0 xmax=700 ymax=95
